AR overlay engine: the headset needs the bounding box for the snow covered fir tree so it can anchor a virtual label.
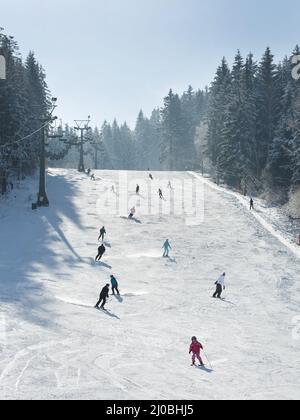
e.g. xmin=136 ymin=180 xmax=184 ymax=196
xmin=206 ymin=47 xmax=300 ymax=216
xmin=0 ymin=29 xmax=50 ymax=194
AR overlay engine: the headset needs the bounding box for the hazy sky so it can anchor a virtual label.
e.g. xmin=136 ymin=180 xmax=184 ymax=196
xmin=1 ymin=0 xmax=300 ymax=128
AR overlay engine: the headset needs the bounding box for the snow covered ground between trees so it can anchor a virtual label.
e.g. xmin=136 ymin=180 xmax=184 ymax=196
xmin=1 ymin=169 xmax=300 ymax=400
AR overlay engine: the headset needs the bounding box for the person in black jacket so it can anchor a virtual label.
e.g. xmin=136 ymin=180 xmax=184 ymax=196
xmin=98 ymin=226 xmax=106 ymax=242
xmin=95 ymin=244 xmax=106 ymax=261
xmin=95 ymin=284 xmax=110 ymax=309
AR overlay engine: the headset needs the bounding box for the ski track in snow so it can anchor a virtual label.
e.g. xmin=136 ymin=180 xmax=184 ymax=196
xmin=0 ymin=169 xmax=300 ymax=400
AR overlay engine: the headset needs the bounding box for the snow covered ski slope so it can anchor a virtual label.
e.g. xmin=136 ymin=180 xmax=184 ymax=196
xmin=1 ymin=169 xmax=300 ymax=400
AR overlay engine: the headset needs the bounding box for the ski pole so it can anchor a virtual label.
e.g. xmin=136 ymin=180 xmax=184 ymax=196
xmin=203 ymin=351 xmax=213 ymax=369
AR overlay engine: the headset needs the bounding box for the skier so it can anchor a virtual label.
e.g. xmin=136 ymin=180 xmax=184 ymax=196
xmin=91 ymin=174 xmax=96 ymax=181
xmin=129 ymin=206 xmax=136 ymax=219
xmin=189 ymin=336 xmax=204 ymax=367
xmin=250 ymin=198 xmax=254 ymax=211
xmin=158 ymin=188 xmax=163 ymax=200
xmin=162 ymin=239 xmax=171 ymax=257
xmin=87 ymin=168 xmax=91 ymax=175
xmin=136 ymin=185 xmax=140 ymax=195
xmin=213 ymin=272 xmax=226 ymax=299
xmin=110 ymin=275 xmax=120 ymax=296
xmin=95 ymin=244 xmax=106 ymax=261
xmin=98 ymin=226 xmax=106 ymax=242
xmin=95 ymin=284 xmax=110 ymax=310
xmin=167 ymin=181 xmax=172 ymax=190
xmin=149 ymin=173 xmax=153 ymax=181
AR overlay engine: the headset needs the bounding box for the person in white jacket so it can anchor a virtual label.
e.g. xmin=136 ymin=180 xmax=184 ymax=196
xmin=213 ymin=273 xmax=226 ymax=299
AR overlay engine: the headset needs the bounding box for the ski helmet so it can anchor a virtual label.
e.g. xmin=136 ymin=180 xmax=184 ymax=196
xmin=192 ymin=336 xmax=197 ymax=341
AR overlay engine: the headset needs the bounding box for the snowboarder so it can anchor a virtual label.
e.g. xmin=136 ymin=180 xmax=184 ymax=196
xmin=250 ymin=198 xmax=254 ymax=211
xmin=189 ymin=336 xmax=204 ymax=367
xmin=95 ymin=244 xmax=106 ymax=261
xmin=213 ymin=273 xmax=226 ymax=299
xmin=110 ymin=275 xmax=120 ymax=296
xmin=98 ymin=226 xmax=106 ymax=242
xmin=136 ymin=185 xmax=140 ymax=195
xmin=158 ymin=188 xmax=163 ymax=200
xmin=129 ymin=206 xmax=136 ymax=219
xmin=163 ymin=239 xmax=171 ymax=257
xmin=95 ymin=284 xmax=110 ymax=310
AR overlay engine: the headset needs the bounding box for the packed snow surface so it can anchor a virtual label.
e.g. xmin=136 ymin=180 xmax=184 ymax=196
xmin=0 ymin=169 xmax=300 ymax=400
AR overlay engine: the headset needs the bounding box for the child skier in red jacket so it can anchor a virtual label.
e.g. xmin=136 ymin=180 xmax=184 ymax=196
xmin=189 ymin=337 xmax=204 ymax=367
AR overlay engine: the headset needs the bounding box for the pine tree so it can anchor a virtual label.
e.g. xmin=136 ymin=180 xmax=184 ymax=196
xmin=291 ymin=57 xmax=300 ymax=186
xmin=23 ymin=51 xmax=50 ymax=172
xmin=267 ymin=57 xmax=294 ymax=188
xmin=195 ymin=88 xmax=209 ymax=121
xmin=160 ymin=89 xmax=187 ymax=170
xmin=149 ymin=108 xmax=162 ymax=170
xmin=135 ymin=110 xmax=152 ymax=170
xmin=206 ymin=58 xmax=232 ymax=181
xmin=181 ymin=85 xmax=197 ymax=169
xmin=217 ymin=52 xmax=245 ymax=186
xmin=0 ymin=29 xmax=50 ymax=192
xmin=255 ymin=47 xmax=278 ymax=177
xmin=241 ymin=53 xmax=258 ymax=188
xmin=119 ymin=122 xmax=135 ymax=169
xmin=101 ymin=121 xmax=114 ymax=169
xmin=292 ymin=102 xmax=300 ymax=185
xmin=1 ymin=34 xmax=27 ymax=190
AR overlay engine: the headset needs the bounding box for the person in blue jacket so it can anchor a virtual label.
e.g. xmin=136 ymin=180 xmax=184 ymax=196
xmin=110 ymin=275 xmax=120 ymax=296
xmin=162 ymin=239 xmax=171 ymax=258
